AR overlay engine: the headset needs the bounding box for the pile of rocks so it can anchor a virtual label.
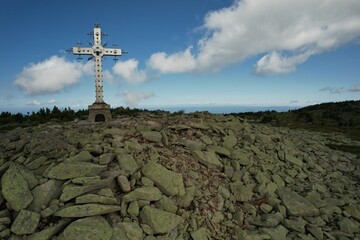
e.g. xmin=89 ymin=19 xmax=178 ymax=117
xmin=0 ymin=111 xmax=359 ymax=240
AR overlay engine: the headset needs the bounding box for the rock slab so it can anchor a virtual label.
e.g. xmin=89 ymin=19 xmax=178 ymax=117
xmin=278 ymin=188 xmax=319 ymax=217
xmin=11 ymin=210 xmax=40 ymax=235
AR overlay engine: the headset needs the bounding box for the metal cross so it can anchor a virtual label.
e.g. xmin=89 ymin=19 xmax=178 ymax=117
xmin=70 ymin=24 xmax=125 ymax=103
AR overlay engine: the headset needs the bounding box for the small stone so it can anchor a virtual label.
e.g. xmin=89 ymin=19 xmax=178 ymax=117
xmin=11 ymin=210 xmax=40 ymax=235
xmin=117 ymin=175 xmax=131 ymax=192
xmin=230 ymin=181 xmax=255 ymax=202
xmin=260 ymin=204 xmax=273 ymax=214
xmin=212 ymin=211 xmax=224 ymax=224
xmin=111 ymin=222 xmax=143 ymax=240
xmin=99 ymin=153 xmax=115 ymax=165
xmin=54 ymin=204 xmax=121 ymax=217
xmin=61 ymin=216 xmax=112 ymax=240
xmin=192 ymin=150 xmax=223 ymax=170
xmin=139 ymin=206 xmax=183 ymax=234
xmin=283 ymin=218 xmax=307 ymax=233
xmin=127 ymin=201 xmax=140 ymax=218
xmin=41 ymin=205 xmax=60 ymax=218
xmin=155 ymin=196 xmax=178 ymax=213
xmin=177 ymin=185 xmax=196 ymax=208
xmin=307 ymin=226 xmax=323 ymax=240
xmin=262 ymin=224 xmax=288 ymax=240
xmin=285 ymin=155 xmax=303 ymax=167
xmin=190 ymin=227 xmax=210 ymax=240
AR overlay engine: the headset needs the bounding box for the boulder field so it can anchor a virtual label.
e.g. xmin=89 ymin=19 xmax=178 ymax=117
xmin=0 ymin=112 xmax=359 ymax=239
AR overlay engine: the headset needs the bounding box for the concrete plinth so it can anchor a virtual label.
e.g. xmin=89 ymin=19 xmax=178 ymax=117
xmin=88 ymin=102 xmax=112 ymax=122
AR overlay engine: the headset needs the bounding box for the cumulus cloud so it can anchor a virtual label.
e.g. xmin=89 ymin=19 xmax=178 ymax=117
xmin=319 ymin=86 xmax=345 ymax=94
xmin=149 ymin=0 xmax=360 ymax=75
xmin=148 ymin=47 xmax=196 ymax=74
xmin=112 ymin=59 xmax=147 ymax=83
xmin=47 ymin=99 xmax=56 ymax=104
xmin=348 ymin=84 xmax=360 ymax=92
xmin=122 ymin=91 xmax=155 ymax=107
xmin=103 ymin=70 xmax=116 ymax=83
xmin=15 ymin=56 xmax=92 ymax=95
xmin=26 ymin=100 xmax=41 ymax=106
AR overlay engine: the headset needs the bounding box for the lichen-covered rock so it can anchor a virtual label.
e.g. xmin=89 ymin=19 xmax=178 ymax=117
xmin=27 ymin=218 xmax=72 ymax=240
xmin=60 ymin=216 xmax=112 ymax=240
xmin=1 ymin=164 xmax=33 ymax=211
xmin=190 ymin=227 xmax=211 ymax=240
xmin=11 ymin=210 xmax=40 ymax=235
xmin=142 ymin=162 xmax=185 ymax=196
xmin=47 ymin=162 xmax=107 ymax=180
xmin=116 ymin=153 xmax=139 ymax=175
xmin=230 ymin=181 xmax=255 ymax=202
xmin=123 ymin=187 xmax=162 ymax=203
xmin=192 ymin=150 xmax=223 ymax=169
xmin=139 ymin=206 xmax=183 ymax=234
xmin=76 ymin=193 xmax=118 ymax=205
xmin=278 ymin=188 xmax=319 ymax=217
xmin=65 ymin=151 xmax=93 ymax=162
xmin=142 ymin=131 xmax=162 ymax=143
xmin=111 ymin=222 xmax=143 ymax=240
xmin=54 ymin=204 xmax=121 ymax=217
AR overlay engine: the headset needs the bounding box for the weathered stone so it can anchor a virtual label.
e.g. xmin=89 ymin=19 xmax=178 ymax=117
xmin=190 ymin=227 xmax=210 ymax=240
xmin=60 ymin=178 xmax=113 ymax=202
xmin=231 ymin=150 xmax=250 ymax=166
xmin=11 ymin=210 xmax=40 ymax=235
xmin=123 ymin=187 xmax=162 ymax=203
xmin=307 ymin=226 xmax=323 ymax=240
xmin=72 ymin=176 xmax=102 ymax=185
xmin=47 ymin=162 xmax=107 ymax=180
xmin=1 ymin=164 xmax=33 ymax=211
xmin=343 ymin=205 xmax=360 ymax=220
xmin=278 ymin=188 xmax=319 ymax=217
xmin=127 ymin=201 xmax=140 ymax=218
xmin=155 ymin=196 xmax=178 ymax=213
xmin=283 ymin=218 xmax=307 ymax=233
xmin=142 ymin=162 xmax=185 ymax=196
xmin=223 ymin=134 xmax=237 ymax=149
xmin=28 ymin=179 xmax=63 ymax=212
xmin=16 ymin=164 xmax=39 ymax=189
xmin=76 ymin=194 xmax=118 ymax=205
xmin=338 ymin=218 xmax=360 ymax=234
xmin=212 ymin=211 xmax=224 ymax=224
xmin=65 ymin=151 xmax=93 ymax=162
xmin=116 ymin=154 xmax=139 ymax=175
xmin=192 ymin=150 xmax=223 ymax=170
xmin=206 ymin=145 xmax=231 ymax=158
xmin=41 ymin=205 xmax=60 ymax=218
xmin=285 ymin=155 xmax=303 ymax=167
xmin=262 ymin=224 xmax=288 ymax=240
xmin=27 ymin=218 xmax=72 ymax=240
xmin=61 ymin=216 xmax=112 ymax=240
xmin=230 ymin=181 xmax=255 ymax=202
xmin=117 ymin=175 xmax=131 ymax=192
xmin=177 ymin=185 xmax=196 ymax=208
xmin=139 ymin=206 xmax=183 ymax=234
xmin=26 ymin=156 xmax=47 ymax=170
xmin=253 ymin=212 xmax=283 ymax=228
xmin=111 ymin=222 xmax=143 ymax=240
xmin=54 ymin=204 xmax=121 ymax=217
xmin=142 ymin=131 xmax=162 ymax=143
xmin=99 ymin=153 xmax=115 ymax=165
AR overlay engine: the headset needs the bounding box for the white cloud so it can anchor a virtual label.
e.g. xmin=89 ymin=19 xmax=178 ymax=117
xmin=112 ymin=59 xmax=147 ymax=83
xmin=26 ymin=100 xmax=41 ymax=106
xmin=148 ymin=0 xmax=360 ymax=75
xmin=47 ymin=99 xmax=56 ymax=104
xmin=103 ymin=70 xmax=115 ymax=83
xmin=15 ymin=55 xmax=90 ymax=95
xmin=148 ymin=47 xmax=196 ymax=74
xmin=319 ymin=86 xmax=345 ymax=94
xmin=122 ymin=91 xmax=155 ymax=107
xmin=348 ymin=84 xmax=360 ymax=92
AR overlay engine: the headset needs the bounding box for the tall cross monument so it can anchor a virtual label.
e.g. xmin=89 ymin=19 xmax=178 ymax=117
xmin=70 ymin=24 xmax=125 ymax=122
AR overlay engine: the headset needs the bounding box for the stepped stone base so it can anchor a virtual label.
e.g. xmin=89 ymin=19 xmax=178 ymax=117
xmin=88 ymin=102 xmax=112 ymax=122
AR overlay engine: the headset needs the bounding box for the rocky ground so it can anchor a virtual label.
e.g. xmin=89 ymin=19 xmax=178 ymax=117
xmin=0 ymin=111 xmax=359 ymax=240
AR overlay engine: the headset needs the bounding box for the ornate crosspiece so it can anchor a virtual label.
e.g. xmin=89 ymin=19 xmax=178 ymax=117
xmin=71 ymin=24 xmax=123 ymax=103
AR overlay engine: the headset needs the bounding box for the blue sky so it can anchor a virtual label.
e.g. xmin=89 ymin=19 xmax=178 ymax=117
xmin=1 ymin=0 xmax=360 ymax=113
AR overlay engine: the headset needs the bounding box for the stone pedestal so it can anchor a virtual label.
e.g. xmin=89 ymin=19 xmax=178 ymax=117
xmin=88 ymin=102 xmax=112 ymax=122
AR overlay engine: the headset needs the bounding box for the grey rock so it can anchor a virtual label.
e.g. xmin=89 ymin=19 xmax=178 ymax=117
xmin=61 ymin=216 xmax=112 ymax=240
xmin=11 ymin=210 xmax=40 ymax=235
xmin=27 ymin=218 xmax=72 ymax=240
xmin=142 ymin=162 xmax=185 ymax=196
xmin=76 ymin=193 xmax=118 ymax=205
xmin=177 ymin=185 xmax=196 ymax=208
xmin=262 ymin=224 xmax=289 ymax=240
xmin=230 ymin=181 xmax=255 ymax=202
xmin=338 ymin=218 xmax=360 ymax=234
xmin=190 ymin=227 xmax=210 ymax=240
xmin=117 ymin=175 xmax=131 ymax=192
xmin=278 ymin=188 xmax=319 ymax=217
xmin=65 ymin=151 xmax=93 ymax=162
xmin=139 ymin=206 xmax=183 ymax=234
xmin=99 ymin=153 xmax=115 ymax=165
xmin=142 ymin=131 xmax=162 ymax=143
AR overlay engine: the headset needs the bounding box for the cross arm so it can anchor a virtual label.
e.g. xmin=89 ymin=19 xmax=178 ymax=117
xmin=72 ymin=47 xmax=93 ymax=55
xmin=102 ymin=48 xmax=122 ymax=57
